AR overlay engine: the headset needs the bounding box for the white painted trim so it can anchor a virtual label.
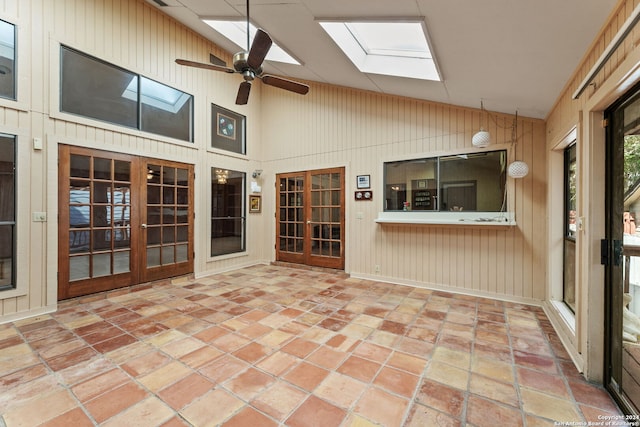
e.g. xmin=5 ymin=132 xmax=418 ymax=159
xmin=0 ymin=305 xmax=57 ymax=325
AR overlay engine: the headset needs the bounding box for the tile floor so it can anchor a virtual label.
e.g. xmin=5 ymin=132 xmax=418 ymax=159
xmin=0 ymin=264 xmax=627 ymax=426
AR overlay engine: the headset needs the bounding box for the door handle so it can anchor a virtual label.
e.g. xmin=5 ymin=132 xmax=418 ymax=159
xmin=141 ymin=223 xmax=147 ymax=229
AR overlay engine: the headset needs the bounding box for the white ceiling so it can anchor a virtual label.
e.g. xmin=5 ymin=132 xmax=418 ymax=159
xmin=146 ymin=0 xmax=617 ymax=119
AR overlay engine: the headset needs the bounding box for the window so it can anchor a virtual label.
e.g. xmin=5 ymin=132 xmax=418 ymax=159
xmin=384 ymin=150 xmax=506 ymax=212
xmin=0 ymin=19 xmax=15 ymax=100
xmin=563 ymin=143 xmax=577 ymax=312
xmin=60 ymin=46 xmax=193 ymax=142
xmin=211 ymin=169 xmax=245 ymax=256
xmin=0 ymin=134 xmax=15 ymax=289
xmin=319 ymin=21 xmax=440 ymax=81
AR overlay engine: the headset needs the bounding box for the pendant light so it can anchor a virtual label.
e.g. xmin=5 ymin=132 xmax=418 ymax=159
xmin=472 ymin=101 xmax=491 ymax=148
xmin=507 ymin=112 xmax=529 ymax=178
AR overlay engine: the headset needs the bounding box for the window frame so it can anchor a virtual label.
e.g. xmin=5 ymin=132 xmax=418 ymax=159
xmin=59 ymin=45 xmax=194 ymax=143
xmin=210 ymin=168 xmax=247 ymax=257
xmin=0 ymin=133 xmax=16 ymax=291
xmin=377 ymin=148 xmax=515 ymax=226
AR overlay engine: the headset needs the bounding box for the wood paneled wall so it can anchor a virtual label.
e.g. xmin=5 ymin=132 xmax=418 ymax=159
xmin=0 ymin=0 xmax=267 ymax=320
xmin=0 ymin=0 xmax=573 ymax=322
xmin=261 ymin=83 xmax=548 ymax=302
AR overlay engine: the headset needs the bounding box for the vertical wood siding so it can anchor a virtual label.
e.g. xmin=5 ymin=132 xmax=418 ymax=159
xmin=261 ymin=83 xmax=547 ymax=302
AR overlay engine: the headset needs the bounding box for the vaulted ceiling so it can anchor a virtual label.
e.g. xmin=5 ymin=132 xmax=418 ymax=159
xmin=146 ymin=0 xmax=617 ymax=119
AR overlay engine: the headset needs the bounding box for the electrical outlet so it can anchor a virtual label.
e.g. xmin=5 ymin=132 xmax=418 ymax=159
xmin=374 ymin=264 xmax=380 ymax=273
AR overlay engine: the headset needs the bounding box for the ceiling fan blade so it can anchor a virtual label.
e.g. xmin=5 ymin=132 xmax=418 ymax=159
xmin=175 ymin=59 xmax=235 ymax=74
xmin=246 ymin=29 xmax=272 ymax=70
xmin=261 ymin=75 xmax=310 ymax=95
xmin=236 ymin=81 xmax=251 ymax=105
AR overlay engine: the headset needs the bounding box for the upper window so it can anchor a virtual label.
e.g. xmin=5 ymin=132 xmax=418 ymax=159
xmin=0 ymin=134 xmax=15 ymax=290
xmin=319 ymin=21 xmax=440 ymax=81
xmin=60 ymin=46 xmax=194 ymax=142
xmin=0 ymin=19 xmax=16 ymax=100
xmin=384 ymin=150 xmax=506 ymax=212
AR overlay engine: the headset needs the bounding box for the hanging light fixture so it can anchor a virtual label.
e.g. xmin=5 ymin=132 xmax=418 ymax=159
xmin=507 ymin=111 xmax=529 ymax=178
xmin=472 ymin=100 xmax=491 ymax=148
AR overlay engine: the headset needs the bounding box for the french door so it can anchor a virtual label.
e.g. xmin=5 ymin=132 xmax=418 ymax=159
xmin=58 ymin=146 xmax=194 ymax=300
xmin=276 ymin=167 xmax=345 ymax=270
xmin=605 ymin=86 xmax=640 ymax=415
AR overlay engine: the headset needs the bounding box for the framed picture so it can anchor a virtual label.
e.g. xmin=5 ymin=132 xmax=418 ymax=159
xmin=249 ymin=195 xmax=261 ymax=213
xmin=211 ymin=104 xmax=246 ymax=155
xmin=356 ymin=175 xmax=370 ymax=189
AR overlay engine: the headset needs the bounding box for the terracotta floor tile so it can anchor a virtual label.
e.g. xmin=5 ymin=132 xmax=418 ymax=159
xmin=415 ymin=379 xmax=465 ymax=418
xmin=138 ymin=361 xmax=193 ymax=392
xmin=424 ymin=360 xmax=469 ymax=390
xmin=306 ymin=346 xmax=348 ymax=369
xmin=374 ymin=366 xmax=419 ymax=398
xmin=225 ymin=367 xmax=275 ymax=400
xmin=466 ymin=395 xmax=524 ymax=427
xmin=404 ymin=403 xmax=461 ymax=427
xmin=337 ymin=355 xmax=381 ymax=383
xmin=513 ymin=350 xmax=559 ymax=374
xmin=387 ymin=351 xmax=428 ymax=375
xmin=221 ymin=406 xmax=278 ymax=427
xmin=3 ymin=388 xmax=78 ymax=426
xmin=0 ymin=265 xmax=628 ymax=427
xmin=158 ymin=373 xmax=216 ymax=410
xmin=284 ymin=361 xmax=329 ymax=391
xmin=282 ymin=338 xmax=320 ymax=358
xmin=72 ymin=368 xmax=130 ymax=402
xmin=251 ymin=381 xmax=308 ymax=420
xmin=315 ymin=372 xmax=367 ymax=409
xmin=193 ymin=325 xmax=230 ymax=343
xmin=355 ymin=386 xmax=409 ymax=427
xmin=256 ymin=351 xmax=299 ymax=376
xmin=286 ymin=395 xmax=346 ymax=427
xmin=84 ymin=381 xmax=148 ymax=423
xmin=45 ymin=346 xmax=99 ymax=371
xmin=469 ymin=373 xmax=519 ymax=407
xmin=516 ymin=366 xmax=569 ymax=398
xmin=121 ymin=351 xmax=170 ymax=378
xmin=101 ymin=396 xmax=175 ymax=427
xmin=39 ymin=407 xmax=95 ymax=427
xmin=520 ymin=387 xmax=582 ymax=422
xmin=471 ymin=355 xmax=515 ymax=384
xmin=567 ymin=380 xmax=620 ymax=412
xmin=181 ymin=389 xmax=245 ymax=426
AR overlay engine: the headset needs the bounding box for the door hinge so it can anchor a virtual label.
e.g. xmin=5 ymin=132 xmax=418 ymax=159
xmin=602 ymin=118 xmax=609 ymax=128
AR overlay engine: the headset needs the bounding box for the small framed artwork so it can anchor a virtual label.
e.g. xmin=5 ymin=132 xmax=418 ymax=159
xmin=249 ymin=195 xmax=261 ymax=213
xmin=356 ymin=175 xmax=370 ymax=189
xmin=211 ymin=104 xmax=246 ymax=155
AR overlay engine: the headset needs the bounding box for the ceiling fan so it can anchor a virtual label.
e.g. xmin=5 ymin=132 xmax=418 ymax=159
xmin=175 ymin=0 xmax=309 ymax=105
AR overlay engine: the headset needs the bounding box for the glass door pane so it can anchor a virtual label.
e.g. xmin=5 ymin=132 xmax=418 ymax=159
xmin=68 ymin=155 xmax=131 ymax=281
xmin=278 ymin=175 xmax=305 ymax=255
xmin=606 ymin=89 xmax=640 ymax=415
xmin=564 ymin=143 xmax=577 ymax=312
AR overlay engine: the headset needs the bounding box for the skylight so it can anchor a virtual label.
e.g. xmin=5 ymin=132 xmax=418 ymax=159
xmin=203 ymin=20 xmax=300 ymax=65
xmin=319 ymin=21 xmax=441 ymax=81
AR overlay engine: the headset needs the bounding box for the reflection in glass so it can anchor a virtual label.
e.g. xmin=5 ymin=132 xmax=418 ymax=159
xmin=384 ymin=150 xmax=506 ymax=212
xmin=94 ymin=158 xmax=111 ymax=180
xmin=211 ymin=169 xmax=245 ymax=256
xmin=113 ymin=251 xmax=130 ymax=274
xmin=70 ymin=155 xmax=90 ymax=178
xmin=69 ymin=255 xmax=90 ymax=281
xmin=93 ymin=253 xmax=111 ymax=277
xmin=0 ymin=20 xmax=16 ymax=100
